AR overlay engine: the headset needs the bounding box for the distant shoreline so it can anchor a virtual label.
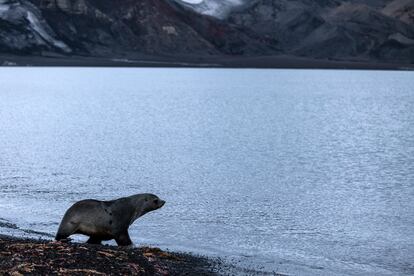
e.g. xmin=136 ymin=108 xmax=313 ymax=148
xmin=1 ymin=54 xmax=413 ymax=70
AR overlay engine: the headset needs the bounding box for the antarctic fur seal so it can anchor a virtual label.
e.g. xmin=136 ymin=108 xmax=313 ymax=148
xmin=55 ymin=193 xmax=165 ymax=246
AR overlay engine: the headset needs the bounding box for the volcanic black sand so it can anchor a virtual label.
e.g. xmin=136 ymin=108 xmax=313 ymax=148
xmin=1 ymin=54 xmax=413 ymax=70
xmin=0 ymin=235 xmax=284 ymax=275
xmin=0 ymin=235 xmax=219 ymax=275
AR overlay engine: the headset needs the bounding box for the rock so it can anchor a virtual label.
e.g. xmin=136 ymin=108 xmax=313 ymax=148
xmin=39 ymin=0 xmax=87 ymax=14
xmin=382 ymin=0 xmax=414 ymax=25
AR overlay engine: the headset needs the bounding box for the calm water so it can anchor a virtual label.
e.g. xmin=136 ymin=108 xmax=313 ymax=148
xmin=0 ymin=68 xmax=413 ymax=275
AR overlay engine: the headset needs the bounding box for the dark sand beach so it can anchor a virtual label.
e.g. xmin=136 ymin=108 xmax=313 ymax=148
xmin=0 ymin=235 xmax=218 ymax=275
xmin=0 ymin=235 xmax=282 ymax=275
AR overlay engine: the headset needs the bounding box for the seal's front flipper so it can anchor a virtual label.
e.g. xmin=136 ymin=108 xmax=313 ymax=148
xmin=86 ymin=236 xmax=102 ymax=245
xmin=115 ymin=231 xmax=132 ymax=246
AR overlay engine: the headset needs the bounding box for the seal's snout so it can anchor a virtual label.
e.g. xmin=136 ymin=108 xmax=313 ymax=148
xmin=159 ymin=200 xmax=166 ymax=207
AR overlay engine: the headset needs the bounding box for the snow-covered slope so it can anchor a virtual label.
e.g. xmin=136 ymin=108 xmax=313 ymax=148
xmin=177 ymin=0 xmax=247 ymax=19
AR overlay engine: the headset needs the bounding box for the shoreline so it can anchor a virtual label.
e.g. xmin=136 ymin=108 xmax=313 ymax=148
xmin=0 ymin=234 xmax=218 ymax=275
xmin=0 ymin=235 xmax=282 ymax=275
xmin=1 ymin=54 xmax=413 ymax=70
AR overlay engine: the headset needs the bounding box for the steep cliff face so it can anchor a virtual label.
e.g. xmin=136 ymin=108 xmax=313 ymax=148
xmin=0 ymin=0 xmax=70 ymax=54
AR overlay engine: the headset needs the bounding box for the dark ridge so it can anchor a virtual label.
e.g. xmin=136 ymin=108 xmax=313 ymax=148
xmin=0 ymin=0 xmax=412 ymax=66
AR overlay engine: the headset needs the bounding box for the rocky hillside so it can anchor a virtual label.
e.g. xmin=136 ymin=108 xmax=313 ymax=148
xmin=225 ymin=0 xmax=414 ymax=63
xmin=0 ymin=0 xmax=219 ymax=57
xmin=0 ymin=0 xmax=413 ymax=64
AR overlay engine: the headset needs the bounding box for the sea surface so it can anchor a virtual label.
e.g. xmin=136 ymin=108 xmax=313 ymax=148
xmin=0 ymin=68 xmax=413 ymax=275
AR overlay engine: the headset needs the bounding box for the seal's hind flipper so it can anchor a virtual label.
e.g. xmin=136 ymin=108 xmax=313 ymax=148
xmin=54 ymin=235 xmax=72 ymax=243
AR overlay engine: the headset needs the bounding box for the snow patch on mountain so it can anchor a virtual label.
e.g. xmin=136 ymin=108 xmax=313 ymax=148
xmin=177 ymin=0 xmax=246 ymax=19
xmin=26 ymin=11 xmax=71 ymax=52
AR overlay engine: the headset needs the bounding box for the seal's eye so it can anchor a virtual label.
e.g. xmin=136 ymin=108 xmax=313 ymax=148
xmin=154 ymin=199 xmax=159 ymax=204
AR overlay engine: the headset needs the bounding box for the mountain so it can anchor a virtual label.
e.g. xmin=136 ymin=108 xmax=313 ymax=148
xmin=225 ymin=0 xmax=414 ymax=63
xmin=0 ymin=0 xmax=219 ymax=57
xmin=0 ymin=0 xmax=413 ymax=67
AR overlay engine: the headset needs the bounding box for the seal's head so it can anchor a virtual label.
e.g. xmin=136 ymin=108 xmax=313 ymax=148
xmin=130 ymin=193 xmax=165 ymax=214
xmin=144 ymin=194 xmax=166 ymax=211
xmin=128 ymin=193 xmax=165 ymax=221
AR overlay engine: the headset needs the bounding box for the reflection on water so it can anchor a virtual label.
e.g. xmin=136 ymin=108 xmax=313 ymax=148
xmin=0 ymin=68 xmax=413 ymax=275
